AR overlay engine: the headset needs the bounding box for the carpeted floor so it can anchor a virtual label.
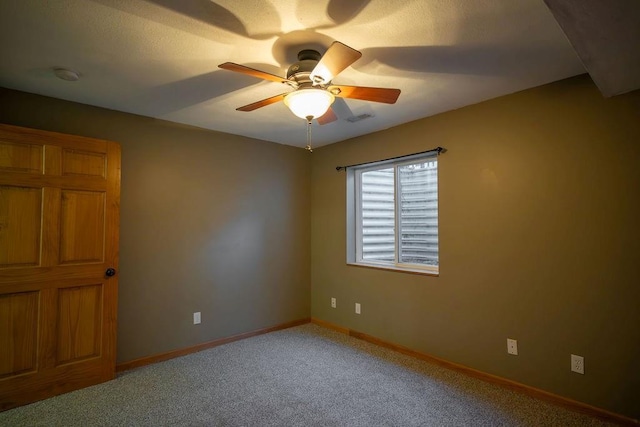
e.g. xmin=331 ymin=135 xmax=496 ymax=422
xmin=0 ymin=324 xmax=615 ymax=426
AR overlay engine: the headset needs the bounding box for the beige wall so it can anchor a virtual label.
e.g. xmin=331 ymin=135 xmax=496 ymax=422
xmin=311 ymin=75 xmax=640 ymax=419
xmin=0 ymin=88 xmax=311 ymax=364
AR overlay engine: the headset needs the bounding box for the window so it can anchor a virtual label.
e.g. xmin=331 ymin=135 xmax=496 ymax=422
xmin=346 ymin=152 xmax=439 ymax=275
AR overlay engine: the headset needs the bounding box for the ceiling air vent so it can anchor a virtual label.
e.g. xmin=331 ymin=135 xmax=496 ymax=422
xmin=346 ymin=113 xmax=373 ymax=123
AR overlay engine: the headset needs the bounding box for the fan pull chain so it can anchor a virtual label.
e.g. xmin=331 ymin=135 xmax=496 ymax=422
xmin=305 ymin=115 xmax=313 ymax=152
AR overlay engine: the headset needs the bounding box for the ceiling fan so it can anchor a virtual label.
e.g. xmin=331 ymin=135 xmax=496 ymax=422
xmin=218 ymin=41 xmax=401 ymax=126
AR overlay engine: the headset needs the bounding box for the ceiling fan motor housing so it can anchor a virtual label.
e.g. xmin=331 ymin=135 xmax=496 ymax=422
xmin=286 ymin=49 xmax=322 ymax=86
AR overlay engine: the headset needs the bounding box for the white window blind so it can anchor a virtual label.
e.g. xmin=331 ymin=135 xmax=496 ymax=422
xmin=348 ymin=151 xmax=439 ymax=274
xmin=361 ymin=168 xmax=395 ymax=262
xmin=398 ymin=160 xmax=438 ymax=266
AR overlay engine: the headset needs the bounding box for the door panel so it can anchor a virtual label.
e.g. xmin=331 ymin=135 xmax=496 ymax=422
xmin=0 ymin=124 xmax=120 ymax=411
xmin=0 ymin=291 xmax=39 ymax=378
xmin=0 ymin=141 xmax=42 ymax=174
xmin=61 ymin=149 xmax=106 ymax=178
xmin=59 ymin=190 xmax=105 ymax=264
xmin=0 ymin=186 xmax=42 ymax=267
xmin=56 ymin=284 xmax=102 ymax=365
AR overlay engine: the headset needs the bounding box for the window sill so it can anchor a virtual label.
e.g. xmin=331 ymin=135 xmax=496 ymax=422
xmin=346 ymin=262 xmax=439 ymax=277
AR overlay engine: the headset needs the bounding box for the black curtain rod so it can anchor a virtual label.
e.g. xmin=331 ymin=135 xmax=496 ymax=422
xmin=335 ymin=146 xmax=445 ymax=171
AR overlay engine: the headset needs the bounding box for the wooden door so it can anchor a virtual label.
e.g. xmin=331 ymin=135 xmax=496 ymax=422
xmin=0 ymin=124 xmax=120 ymax=410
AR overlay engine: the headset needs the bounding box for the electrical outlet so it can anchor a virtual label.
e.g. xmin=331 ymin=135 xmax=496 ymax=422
xmin=571 ymin=354 xmax=584 ymax=374
xmin=193 ymin=312 xmax=201 ymax=325
xmin=331 ymin=297 xmax=336 ymax=308
xmin=507 ymin=338 xmax=518 ymax=355
xmin=355 ymin=303 xmax=361 ymax=314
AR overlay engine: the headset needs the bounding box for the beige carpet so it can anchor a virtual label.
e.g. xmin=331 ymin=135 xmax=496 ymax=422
xmin=0 ymin=324 xmax=615 ymax=426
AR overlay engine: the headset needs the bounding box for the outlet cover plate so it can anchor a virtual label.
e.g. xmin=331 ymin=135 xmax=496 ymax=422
xmin=571 ymin=354 xmax=584 ymax=374
xmin=507 ymin=338 xmax=518 ymax=355
xmin=193 ymin=312 xmax=201 ymax=325
xmin=355 ymin=303 xmax=361 ymax=314
xmin=331 ymin=297 xmax=336 ymax=308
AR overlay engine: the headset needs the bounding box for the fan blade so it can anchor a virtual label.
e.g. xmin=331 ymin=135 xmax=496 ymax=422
xmin=219 ymin=62 xmax=288 ymax=84
xmin=310 ymin=42 xmax=362 ymax=84
xmin=317 ymin=107 xmax=338 ymax=125
xmin=329 ymin=85 xmax=400 ymax=104
xmin=236 ymin=93 xmax=287 ymax=112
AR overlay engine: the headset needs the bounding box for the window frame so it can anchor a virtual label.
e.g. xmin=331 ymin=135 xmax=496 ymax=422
xmin=346 ymin=152 xmax=439 ymax=276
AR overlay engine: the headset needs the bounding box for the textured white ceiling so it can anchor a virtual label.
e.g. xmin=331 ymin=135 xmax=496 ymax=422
xmin=0 ymin=0 xmax=586 ymax=148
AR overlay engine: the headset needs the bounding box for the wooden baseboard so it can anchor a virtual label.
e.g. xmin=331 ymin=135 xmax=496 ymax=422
xmin=310 ymin=318 xmax=638 ymax=426
xmin=116 ymin=318 xmax=310 ymax=373
xmin=309 ymin=317 xmax=350 ymax=335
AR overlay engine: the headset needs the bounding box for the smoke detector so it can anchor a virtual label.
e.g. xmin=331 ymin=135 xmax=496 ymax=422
xmin=54 ymin=68 xmax=80 ymax=81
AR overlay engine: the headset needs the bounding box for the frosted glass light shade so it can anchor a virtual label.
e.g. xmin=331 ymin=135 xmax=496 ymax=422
xmin=284 ymin=89 xmax=335 ymax=120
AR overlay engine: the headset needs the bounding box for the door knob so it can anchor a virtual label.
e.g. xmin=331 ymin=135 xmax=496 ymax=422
xmin=105 ymin=268 xmax=116 ymax=277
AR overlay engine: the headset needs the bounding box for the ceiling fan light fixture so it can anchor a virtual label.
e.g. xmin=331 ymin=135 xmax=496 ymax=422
xmin=284 ymin=88 xmax=335 ymax=120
